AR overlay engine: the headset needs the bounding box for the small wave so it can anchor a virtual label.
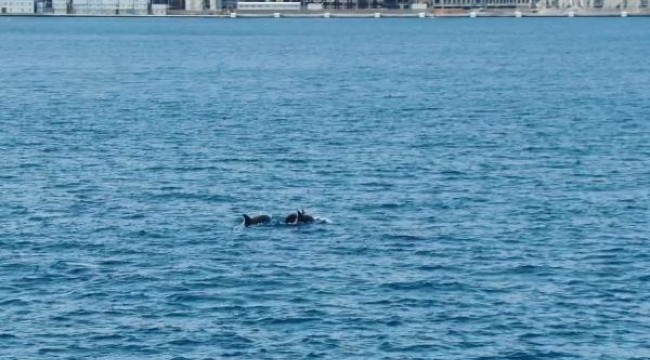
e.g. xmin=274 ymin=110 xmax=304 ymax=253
xmin=147 ymin=191 xmax=233 ymax=202
xmin=220 ymin=351 xmax=247 ymax=358
xmin=76 ymin=291 xmax=109 ymax=299
xmin=98 ymin=259 xmax=131 ymax=266
xmin=379 ymin=342 xmax=444 ymax=353
xmin=417 ymin=264 xmax=455 ymax=272
xmin=0 ymin=299 xmax=29 ymax=306
xmin=314 ymin=216 xmax=332 ymax=224
xmin=400 ymin=106 xmax=442 ymax=112
xmin=381 ymin=280 xmax=467 ymax=292
xmin=102 ymin=343 xmax=158 ymax=355
xmin=386 ymin=234 xmax=426 ymax=241
xmin=167 ymin=338 xmax=204 ymax=346
xmin=130 ymin=229 xmax=167 ymax=239
xmin=211 ymin=332 xmax=254 ymax=347
xmin=89 ymin=333 xmax=125 ymax=341
xmin=166 ymin=292 xmax=208 ymax=303
xmin=37 ymin=347 xmax=66 ymax=354
xmin=510 ymin=264 xmax=547 ymax=274
xmin=18 ymin=162 xmax=42 ymax=169
xmin=121 ymin=213 xmax=145 ymax=220
xmin=258 ymin=317 xmax=320 ymax=325
xmin=499 ymin=349 xmax=577 ymax=359
xmin=163 ymin=312 xmax=192 ymax=318
xmin=377 ymin=203 xmax=402 ymax=210
xmin=439 ymin=170 xmax=466 ymax=176
xmin=50 ymin=261 xmax=97 ymax=269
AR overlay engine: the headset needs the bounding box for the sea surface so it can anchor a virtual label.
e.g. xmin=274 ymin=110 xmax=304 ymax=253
xmin=1 ymin=16 xmax=650 ymax=359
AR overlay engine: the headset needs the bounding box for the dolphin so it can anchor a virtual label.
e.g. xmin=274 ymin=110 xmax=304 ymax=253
xmin=285 ymin=209 xmax=315 ymax=225
xmin=284 ymin=212 xmax=298 ymax=225
xmin=242 ymin=214 xmax=272 ymax=227
xmin=297 ymin=209 xmax=314 ymax=224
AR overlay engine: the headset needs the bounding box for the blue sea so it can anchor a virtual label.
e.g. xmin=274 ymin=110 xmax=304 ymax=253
xmin=1 ymin=16 xmax=650 ymax=359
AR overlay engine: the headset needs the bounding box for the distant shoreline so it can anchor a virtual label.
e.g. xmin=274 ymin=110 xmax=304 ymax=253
xmin=3 ymin=10 xmax=650 ymax=17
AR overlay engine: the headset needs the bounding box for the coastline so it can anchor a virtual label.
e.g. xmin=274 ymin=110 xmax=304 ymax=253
xmin=2 ymin=10 xmax=650 ymax=17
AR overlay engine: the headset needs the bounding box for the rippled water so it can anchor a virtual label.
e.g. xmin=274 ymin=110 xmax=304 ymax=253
xmin=1 ymin=17 xmax=650 ymax=359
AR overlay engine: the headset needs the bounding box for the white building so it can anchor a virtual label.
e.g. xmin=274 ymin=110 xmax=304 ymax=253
xmin=184 ymin=0 xmax=202 ymax=10
xmin=151 ymin=2 xmax=166 ymax=13
xmin=72 ymin=0 xmax=148 ymax=14
xmin=535 ymin=0 xmax=642 ymax=9
xmin=236 ymin=1 xmax=300 ymax=9
xmin=422 ymin=0 xmax=647 ymax=9
xmin=52 ymin=0 xmax=67 ymax=13
xmin=0 ymin=0 xmax=34 ymax=14
xmin=185 ymin=0 xmax=222 ymax=12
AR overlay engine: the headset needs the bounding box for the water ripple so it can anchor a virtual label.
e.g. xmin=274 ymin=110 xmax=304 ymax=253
xmin=1 ymin=17 xmax=650 ymax=360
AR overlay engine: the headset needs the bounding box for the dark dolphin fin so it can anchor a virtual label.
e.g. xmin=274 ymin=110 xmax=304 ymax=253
xmin=242 ymin=214 xmax=252 ymax=227
xmin=298 ymin=209 xmax=314 ymax=224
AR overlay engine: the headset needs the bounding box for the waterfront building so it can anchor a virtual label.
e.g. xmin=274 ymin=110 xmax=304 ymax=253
xmin=536 ymin=0 xmax=642 ymax=9
xmin=151 ymin=2 xmax=167 ymax=12
xmin=0 ymin=0 xmax=647 ymax=15
xmin=236 ymin=1 xmax=300 ymax=10
xmin=71 ymin=0 xmax=148 ymax=14
xmin=0 ymin=0 xmax=34 ymax=13
xmin=184 ymin=0 xmax=201 ymax=10
xmin=233 ymin=0 xmax=644 ymax=10
xmin=183 ymin=0 xmax=221 ymax=11
xmin=215 ymin=0 xmax=649 ymax=12
xmin=52 ymin=0 xmax=67 ymax=13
